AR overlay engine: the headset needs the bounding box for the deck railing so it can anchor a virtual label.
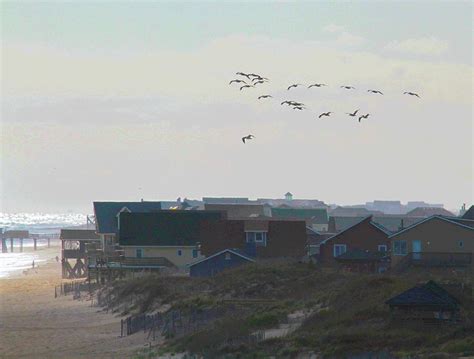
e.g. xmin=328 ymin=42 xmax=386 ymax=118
xmin=393 ymin=252 xmax=472 ymax=272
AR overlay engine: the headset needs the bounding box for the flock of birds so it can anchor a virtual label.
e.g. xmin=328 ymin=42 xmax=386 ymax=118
xmin=230 ymin=72 xmax=421 ymax=144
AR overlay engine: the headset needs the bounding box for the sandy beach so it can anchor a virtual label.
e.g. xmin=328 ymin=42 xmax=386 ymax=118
xmin=0 ymin=246 xmax=150 ymax=359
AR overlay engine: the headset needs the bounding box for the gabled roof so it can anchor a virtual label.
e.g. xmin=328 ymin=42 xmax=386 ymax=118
xmin=462 ymin=205 xmax=474 ymax=220
xmin=389 ymin=215 xmax=474 ymax=238
xmin=386 ymin=281 xmax=459 ymax=309
xmin=406 ymin=207 xmax=454 ymax=217
xmin=93 ymin=201 xmax=163 ymax=234
xmin=118 ymin=211 xmax=226 ymax=246
xmin=321 ymin=216 xmax=390 ymax=245
xmin=271 ymin=207 xmax=328 ymax=223
xmin=188 ymin=248 xmax=255 ymax=267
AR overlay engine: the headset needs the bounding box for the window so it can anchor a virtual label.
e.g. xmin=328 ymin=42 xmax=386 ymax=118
xmin=459 ymin=241 xmax=464 ymax=248
xmin=192 ymin=249 xmax=199 ymax=258
xmin=333 ymin=244 xmax=347 ymax=257
xmin=136 ymin=248 xmax=143 ymax=258
xmin=177 ymin=249 xmax=182 ymax=256
xmin=246 ymin=232 xmax=267 ymax=247
xmin=225 ymin=252 xmax=231 ymax=260
xmin=393 ymin=240 xmax=407 ymax=255
xmin=378 ymin=245 xmax=387 ymax=253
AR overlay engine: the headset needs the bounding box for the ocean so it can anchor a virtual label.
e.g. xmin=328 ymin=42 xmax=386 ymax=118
xmin=0 ymin=212 xmax=88 ymax=278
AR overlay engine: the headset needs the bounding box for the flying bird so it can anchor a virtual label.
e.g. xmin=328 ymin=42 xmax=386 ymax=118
xmin=358 ymin=113 xmax=370 ymax=122
xmin=258 ymin=95 xmax=273 ymax=100
xmin=229 ymin=79 xmax=247 ymax=85
xmin=318 ymin=112 xmax=332 ymax=118
xmin=281 ymin=100 xmax=303 ymax=106
xmin=236 ymin=72 xmax=251 ymax=79
xmin=346 ymin=109 xmax=359 ymax=117
xmin=240 ymin=85 xmax=254 ymax=91
xmin=368 ymin=89 xmax=383 ymax=95
xmin=287 ymin=84 xmax=303 ymax=90
xmin=253 ymin=80 xmax=266 ymax=85
xmin=251 ymin=76 xmax=269 ymax=82
xmin=308 ymin=83 xmax=327 ymax=88
xmin=293 ymin=106 xmax=305 ymax=110
xmin=242 ymin=134 xmax=255 ymax=144
xmin=404 ymin=91 xmax=420 ymax=98
xmin=341 ymin=86 xmax=355 ymax=90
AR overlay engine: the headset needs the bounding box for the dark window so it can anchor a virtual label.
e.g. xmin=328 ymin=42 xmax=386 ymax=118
xmin=177 ymin=249 xmax=182 ymax=256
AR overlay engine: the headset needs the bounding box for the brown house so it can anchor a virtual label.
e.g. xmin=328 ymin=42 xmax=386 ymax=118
xmin=389 ymin=215 xmax=474 ymax=270
xmin=319 ymin=216 xmax=391 ymax=269
xmin=200 ymin=219 xmax=307 ymax=259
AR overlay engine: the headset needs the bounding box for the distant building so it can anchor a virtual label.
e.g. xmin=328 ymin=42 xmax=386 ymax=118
xmin=204 ymin=203 xmax=270 ymax=218
xmin=406 ymin=207 xmax=454 ymax=217
xmin=389 ymin=215 xmax=474 ymax=270
xmin=386 ymin=281 xmax=461 ymax=322
xmin=271 ymin=207 xmax=329 ymax=231
xmin=319 ymin=216 xmax=391 ymax=271
xmin=328 ymin=215 xmax=425 ymax=233
xmin=285 ymin=192 xmax=293 ymax=201
xmin=118 ymin=210 xmax=226 ymax=269
xmin=462 ymin=205 xmax=474 ymax=220
xmin=93 ymin=201 xmax=163 ymax=254
xmin=203 ymin=197 xmax=250 ymax=204
xmin=189 ymin=249 xmax=254 ymax=277
xmin=200 ymin=218 xmax=307 ymax=259
xmin=329 ymin=206 xmax=384 ymax=217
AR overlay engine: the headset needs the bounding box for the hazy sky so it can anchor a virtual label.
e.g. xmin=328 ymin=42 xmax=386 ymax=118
xmin=1 ymin=1 xmax=473 ymax=213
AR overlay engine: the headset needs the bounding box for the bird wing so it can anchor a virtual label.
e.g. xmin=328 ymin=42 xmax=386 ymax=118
xmin=242 ymin=137 xmax=246 ymax=143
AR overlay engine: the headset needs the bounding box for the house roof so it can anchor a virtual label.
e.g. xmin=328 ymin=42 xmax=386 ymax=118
xmin=389 ymin=215 xmax=474 ymax=239
xmin=93 ymin=201 xmax=163 ymax=234
xmin=385 ymin=281 xmax=459 ymax=309
xmin=188 ymin=248 xmax=255 ymax=267
xmin=60 ymin=229 xmax=100 ymax=241
xmin=203 ymin=197 xmax=250 ymax=204
xmin=329 ymin=206 xmax=384 ymax=217
xmin=406 ymin=207 xmax=454 ymax=217
xmin=271 ymin=207 xmax=328 ymax=223
xmin=118 ymin=211 xmax=226 ymax=246
xmin=322 ymin=216 xmax=390 ymax=245
xmin=462 ymin=205 xmax=474 ymax=220
xmin=204 ymin=203 xmax=265 ymax=218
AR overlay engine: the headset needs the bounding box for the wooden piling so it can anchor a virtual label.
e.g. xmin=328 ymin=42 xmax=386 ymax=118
xmin=10 ymin=238 xmax=13 ymax=252
xmin=34 ymin=238 xmax=37 ymax=251
xmin=20 ymin=238 xmax=23 ymax=252
xmin=47 ymin=238 xmax=50 ymax=248
xmin=1 ymin=238 xmax=7 ymax=253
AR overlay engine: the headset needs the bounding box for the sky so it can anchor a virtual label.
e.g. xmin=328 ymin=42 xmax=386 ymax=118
xmin=1 ymin=1 xmax=473 ymax=213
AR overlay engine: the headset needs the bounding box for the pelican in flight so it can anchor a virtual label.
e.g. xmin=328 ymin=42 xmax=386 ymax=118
xmin=358 ymin=113 xmax=370 ymax=122
xmin=236 ymin=72 xmax=251 ymax=79
xmin=318 ymin=112 xmax=332 ymax=118
xmin=308 ymin=83 xmax=327 ymax=88
xmin=258 ymin=95 xmax=273 ymax=100
xmin=240 ymin=85 xmax=254 ymax=91
xmin=368 ymin=89 xmax=383 ymax=95
xmin=404 ymin=91 xmax=420 ymax=98
xmin=229 ymin=79 xmax=247 ymax=85
xmin=293 ymin=106 xmax=305 ymax=111
xmin=287 ymin=84 xmax=303 ymax=90
xmin=341 ymin=86 xmax=355 ymax=90
xmin=346 ymin=109 xmax=359 ymax=117
xmin=242 ymin=134 xmax=255 ymax=144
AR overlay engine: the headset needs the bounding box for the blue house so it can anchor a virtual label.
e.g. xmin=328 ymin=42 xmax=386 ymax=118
xmin=189 ymin=249 xmax=255 ymax=277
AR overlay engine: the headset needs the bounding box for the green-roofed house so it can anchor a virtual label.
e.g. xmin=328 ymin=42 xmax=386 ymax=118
xmin=118 ymin=210 xmax=226 ymax=269
xmin=271 ymin=207 xmax=329 ymax=231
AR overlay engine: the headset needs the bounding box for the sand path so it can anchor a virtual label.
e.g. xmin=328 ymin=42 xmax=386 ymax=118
xmin=0 ymin=248 xmax=151 ymax=358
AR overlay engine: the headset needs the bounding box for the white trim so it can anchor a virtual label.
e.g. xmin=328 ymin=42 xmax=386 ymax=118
xmin=389 ymin=215 xmax=474 ymax=239
xmin=244 ymin=230 xmax=268 ymax=233
xmin=378 ymin=244 xmax=388 ymax=252
xmin=188 ymin=249 xmax=255 ymax=267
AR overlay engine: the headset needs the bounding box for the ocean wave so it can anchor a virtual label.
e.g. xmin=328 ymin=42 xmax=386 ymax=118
xmin=0 ymin=212 xmax=89 ymax=232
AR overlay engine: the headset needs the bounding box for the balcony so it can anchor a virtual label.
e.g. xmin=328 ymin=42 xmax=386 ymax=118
xmin=408 ymin=252 xmax=472 ymax=268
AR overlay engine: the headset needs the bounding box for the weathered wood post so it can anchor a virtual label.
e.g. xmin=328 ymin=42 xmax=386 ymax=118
xmin=48 ymin=238 xmax=51 ymax=248
xmin=10 ymin=238 xmax=14 ymax=252
xmin=2 ymin=237 xmax=7 ymax=253
xmin=20 ymin=238 xmax=23 ymax=252
xmin=34 ymin=238 xmax=37 ymax=251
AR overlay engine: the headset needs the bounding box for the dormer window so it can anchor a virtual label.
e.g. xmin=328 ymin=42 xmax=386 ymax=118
xmin=116 ymin=207 xmax=131 ymax=230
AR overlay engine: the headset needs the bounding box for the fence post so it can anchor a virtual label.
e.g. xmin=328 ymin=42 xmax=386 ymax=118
xmin=121 ymin=319 xmax=123 ymax=337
